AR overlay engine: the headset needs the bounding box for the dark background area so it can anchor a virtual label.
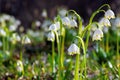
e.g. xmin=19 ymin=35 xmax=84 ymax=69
xmin=0 ymin=0 xmax=120 ymax=27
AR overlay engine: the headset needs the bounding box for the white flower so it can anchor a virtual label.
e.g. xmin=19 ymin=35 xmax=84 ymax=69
xmin=70 ymin=19 xmax=77 ymax=28
xmin=47 ymin=31 xmax=55 ymax=42
xmin=91 ymin=23 xmax=98 ymax=31
xmin=35 ymin=20 xmax=41 ymax=27
xmin=92 ymin=28 xmax=103 ymax=41
xmin=2 ymin=14 xmax=11 ymax=21
xmin=22 ymin=36 xmax=31 ymax=44
xmin=41 ymin=20 xmax=51 ymax=31
xmin=55 ymin=21 xmax=60 ymax=30
xmin=15 ymin=20 xmax=21 ymax=26
xmin=105 ymin=9 xmax=115 ymax=19
xmin=0 ymin=29 xmax=6 ymax=36
xmin=99 ymin=18 xmax=111 ymax=27
xmin=58 ymin=9 xmax=67 ymax=16
xmin=10 ymin=33 xmax=21 ymax=44
xmin=9 ymin=25 xmax=18 ymax=31
xmin=49 ymin=22 xmax=60 ymax=31
xmin=68 ymin=43 xmax=80 ymax=55
xmin=114 ymin=17 xmax=120 ymax=28
xmin=62 ymin=17 xmax=70 ymax=26
xmin=16 ymin=35 xmax=21 ymax=42
xmin=108 ymin=61 xmax=113 ymax=68
xmin=41 ymin=9 xmax=47 ymax=18
xmin=17 ymin=60 xmax=23 ymax=72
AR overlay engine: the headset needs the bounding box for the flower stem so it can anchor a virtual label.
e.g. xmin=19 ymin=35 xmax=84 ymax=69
xmin=68 ymin=10 xmax=82 ymax=36
xmin=98 ymin=4 xmax=110 ymax=10
xmin=52 ymin=41 xmax=55 ymax=73
xmin=106 ymin=32 xmax=109 ymax=53
xmin=55 ymin=31 xmax=62 ymax=80
xmin=76 ymin=36 xmax=86 ymax=79
xmin=117 ymin=30 xmax=119 ymax=63
xmin=85 ymin=10 xmax=105 ymax=49
xmin=60 ymin=27 xmax=65 ymax=69
xmin=2 ymin=37 xmax=5 ymax=52
xmin=74 ymin=54 xmax=80 ymax=80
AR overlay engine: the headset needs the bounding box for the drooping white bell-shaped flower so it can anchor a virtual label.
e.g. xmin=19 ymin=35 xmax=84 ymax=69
xmin=22 ymin=36 xmax=31 ymax=44
xmin=47 ymin=31 xmax=55 ymax=42
xmin=99 ymin=18 xmax=111 ymax=27
xmin=49 ymin=22 xmax=60 ymax=31
xmin=10 ymin=33 xmax=21 ymax=44
xmin=92 ymin=28 xmax=103 ymax=41
xmin=105 ymin=9 xmax=115 ymax=19
xmin=58 ymin=9 xmax=67 ymax=17
xmin=41 ymin=9 xmax=47 ymax=18
xmin=16 ymin=60 xmax=24 ymax=73
xmin=49 ymin=24 xmax=57 ymax=31
xmin=9 ymin=25 xmax=18 ymax=31
xmin=0 ymin=29 xmax=6 ymax=36
xmin=35 ymin=20 xmax=41 ymax=27
xmin=68 ymin=43 xmax=80 ymax=55
xmin=62 ymin=17 xmax=70 ymax=26
xmin=16 ymin=35 xmax=21 ymax=42
xmin=70 ymin=19 xmax=77 ymax=28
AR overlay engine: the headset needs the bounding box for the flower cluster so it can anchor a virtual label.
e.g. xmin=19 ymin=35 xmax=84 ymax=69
xmin=93 ymin=9 xmax=115 ymax=41
xmin=47 ymin=16 xmax=77 ymax=42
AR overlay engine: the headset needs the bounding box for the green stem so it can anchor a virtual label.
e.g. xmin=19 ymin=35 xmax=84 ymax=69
xmin=68 ymin=10 xmax=83 ymax=36
xmin=76 ymin=36 xmax=86 ymax=78
xmin=117 ymin=30 xmax=119 ymax=62
xmin=57 ymin=15 xmax=64 ymax=70
xmin=74 ymin=54 xmax=80 ymax=80
xmin=106 ymin=32 xmax=109 ymax=53
xmin=60 ymin=28 xmax=65 ymax=69
xmin=98 ymin=4 xmax=110 ymax=10
xmin=20 ymin=42 xmax=24 ymax=76
xmin=54 ymin=31 xmax=62 ymax=80
xmin=6 ymin=36 xmax=9 ymax=51
xmin=52 ymin=41 xmax=55 ymax=73
xmin=89 ymin=10 xmax=105 ymax=24
xmin=84 ymin=10 xmax=105 ymax=49
xmin=20 ymin=37 xmax=24 ymax=61
xmin=20 ymin=48 xmax=23 ymax=61
xmin=2 ymin=37 xmax=5 ymax=52
xmin=102 ymin=35 xmax=105 ymax=49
